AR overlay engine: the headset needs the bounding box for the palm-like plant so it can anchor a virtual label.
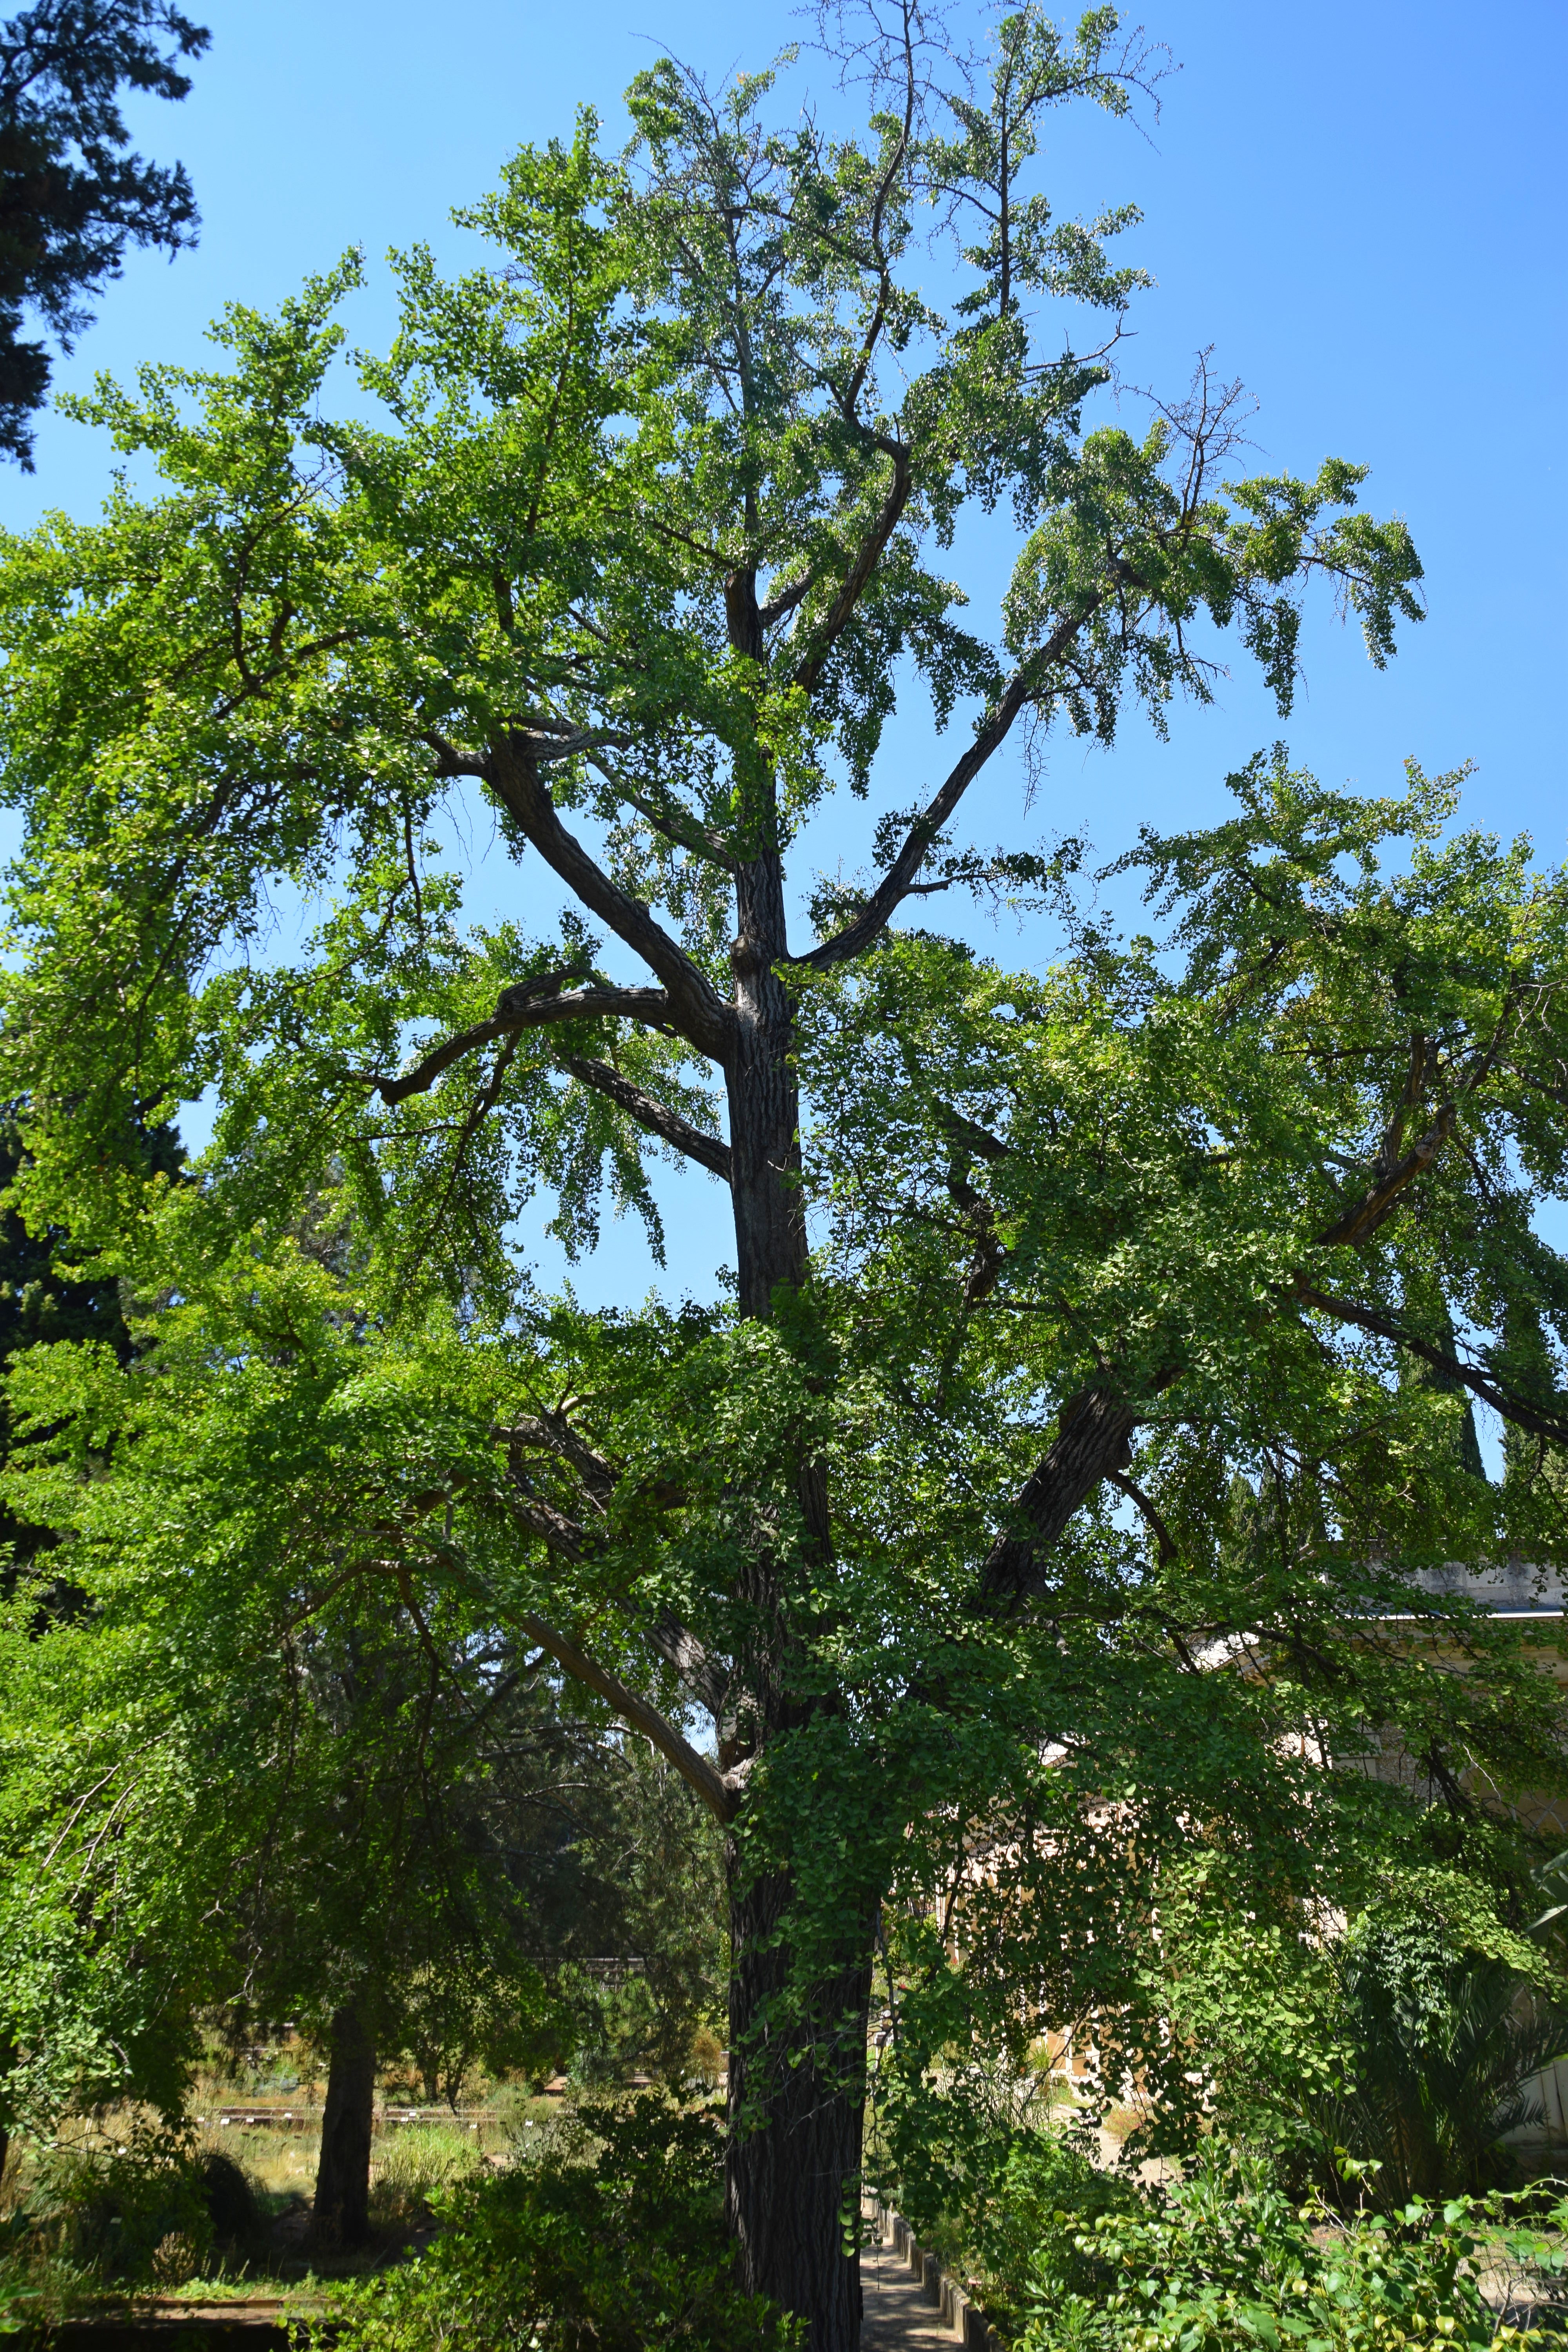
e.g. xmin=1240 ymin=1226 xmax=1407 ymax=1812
xmin=1300 ymin=1914 xmax=1568 ymax=2205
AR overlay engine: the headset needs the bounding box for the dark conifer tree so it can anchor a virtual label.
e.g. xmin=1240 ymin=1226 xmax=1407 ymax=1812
xmin=0 ymin=0 xmax=208 ymax=464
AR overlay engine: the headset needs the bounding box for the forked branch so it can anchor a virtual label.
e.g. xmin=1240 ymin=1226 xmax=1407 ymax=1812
xmin=488 ymin=736 xmax=736 ymax=1062
xmin=1317 ymin=1105 xmax=1456 ymax=1247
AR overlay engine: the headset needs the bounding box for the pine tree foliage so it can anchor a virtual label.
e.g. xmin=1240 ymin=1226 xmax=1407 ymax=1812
xmin=0 ymin=0 xmax=208 ymax=465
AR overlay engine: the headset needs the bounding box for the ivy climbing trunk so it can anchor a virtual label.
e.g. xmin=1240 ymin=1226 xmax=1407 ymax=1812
xmin=0 ymin=2031 xmax=13 ymax=2205
xmin=311 ymin=2001 xmax=376 ymax=2250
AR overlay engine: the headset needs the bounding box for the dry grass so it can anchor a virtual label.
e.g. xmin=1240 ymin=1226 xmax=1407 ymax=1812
xmin=367 ymin=2125 xmax=484 ymax=2233
xmin=205 ymin=2125 xmax=321 ymax=2205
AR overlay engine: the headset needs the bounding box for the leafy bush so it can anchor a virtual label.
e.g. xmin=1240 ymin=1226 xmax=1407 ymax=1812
xmin=323 ymin=2094 xmax=799 ymax=2352
xmin=1152 ymin=1868 xmax=1568 ymax=2205
xmin=1007 ymin=2143 xmax=1568 ymax=2352
xmin=967 ymin=2131 xmax=1141 ymax=2344
xmin=0 ymin=2118 xmax=269 ymax=2329
xmin=1299 ymin=1913 xmax=1568 ymax=2206
xmin=32 ymin=2120 xmax=215 ymax=2284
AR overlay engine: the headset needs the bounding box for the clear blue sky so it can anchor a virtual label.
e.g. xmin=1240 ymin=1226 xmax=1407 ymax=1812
xmin=4 ymin=0 xmax=1564 ymax=1303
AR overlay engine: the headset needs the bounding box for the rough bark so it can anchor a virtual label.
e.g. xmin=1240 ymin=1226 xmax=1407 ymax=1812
xmin=311 ymin=2002 xmax=376 ymax=2250
xmin=720 ymin=838 xmax=878 ymax=2350
xmin=982 ymin=1388 xmax=1138 ymax=1608
xmin=727 ymin=1862 xmax=874 ymax=2351
xmin=727 ymin=851 xmax=808 ymax=1320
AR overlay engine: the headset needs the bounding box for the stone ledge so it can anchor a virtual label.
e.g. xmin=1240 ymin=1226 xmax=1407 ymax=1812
xmin=869 ymin=2198 xmax=1002 ymax=2349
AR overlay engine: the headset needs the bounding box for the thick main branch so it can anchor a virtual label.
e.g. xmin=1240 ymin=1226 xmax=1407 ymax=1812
xmin=559 ymin=1054 xmax=733 ymax=1182
xmin=980 ymin=1388 xmax=1139 ymax=1608
xmin=803 ymin=610 xmax=1095 ymax=972
xmin=488 ymin=737 xmax=735 ymax=1063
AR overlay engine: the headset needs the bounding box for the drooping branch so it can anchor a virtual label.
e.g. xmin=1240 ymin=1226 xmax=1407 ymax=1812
xmin=803 ymin=610 xmax=1095 ymax=972
xmin=1106 ymin=1468 xmax=1177 ymax=1567
xmin=639 ymin=1606 xmax=732 ymax=1723
xmin=364 ymin=978 xmax=674 ymax=1106
xmin=500 ymin=1425 xmax=732 ymax=1720
xmin=558 ymin=1054 xmax=733 ymax=1182
xmin=488 ymin=736 xmax=736 ymax=1063
xmin=513 ymin=1607 xmax=737 ymax=1822
xmin=583 ymin=750 xmax=740 ymax=873
xmin=1294 ymin=1283 xmax=1568 ymax=1446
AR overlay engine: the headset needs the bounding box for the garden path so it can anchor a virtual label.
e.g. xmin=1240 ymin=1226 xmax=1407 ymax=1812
xmin=859 ymin=2225 xmax=966 ymax=2352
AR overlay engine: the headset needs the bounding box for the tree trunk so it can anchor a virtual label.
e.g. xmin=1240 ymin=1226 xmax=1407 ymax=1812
xmin=726 ymin=1862 xmax=875 ymax=2352
xmin=311 ymin=2002 xmax=376 ymax=2250
xmin=727 ymin=853 xmax=807 ymax=1322
xmin=721 ymin=847 xmax=877 ymax=2348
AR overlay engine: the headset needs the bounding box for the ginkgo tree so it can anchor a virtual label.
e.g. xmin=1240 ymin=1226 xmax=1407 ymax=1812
xmin=2 ymin=5 xmax=1567 ymax=2344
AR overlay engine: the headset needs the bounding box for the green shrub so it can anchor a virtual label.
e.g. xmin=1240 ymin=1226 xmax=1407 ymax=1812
xmin=1009 ymin=2143 xmax=1568 ymax=2352
xmin=1298 ymin=1913 xmax=1568 ymax=2207
xmin=0 ymin=2117 xmax=269 ymax=2328
xmin=33 ymin=2120 xmax=215 ymax=2285
xmin=323 ymin=2094 xmax=800 ymax=2352
xmin=967 ymin=2131 xmax=1140 ymax=2343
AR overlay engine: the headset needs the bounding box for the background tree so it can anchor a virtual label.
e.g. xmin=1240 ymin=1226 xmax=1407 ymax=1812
xmin=0 ymin=7 xmax=1564 ymax=2345
xmin=0 ymin=1230 xmax=726 ymax=2243
xmin=0 ymin=1109 xmax=184 ymax=2195
xmin=0 ymin=0 xmax=208 ymax=465
xmin=0 ymin=1113 xmax=181 ymax=1598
